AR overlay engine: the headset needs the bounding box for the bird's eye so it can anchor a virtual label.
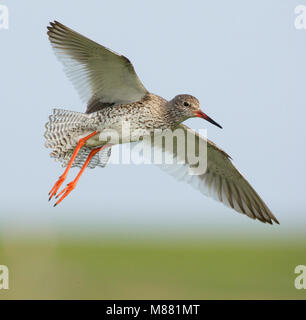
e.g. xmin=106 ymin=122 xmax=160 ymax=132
xmin=183 ymin=102 xmax=190 ymax=107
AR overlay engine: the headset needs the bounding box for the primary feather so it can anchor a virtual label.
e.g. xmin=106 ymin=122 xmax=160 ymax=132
xmin=47 ymin=21 xmax=148 ymax=113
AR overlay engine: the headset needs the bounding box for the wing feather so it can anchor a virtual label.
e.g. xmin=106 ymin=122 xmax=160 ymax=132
xmin=47 ymin=21 xmax=148 ymax=113
xmin=156 ymin=124 xmax=279 ymax=224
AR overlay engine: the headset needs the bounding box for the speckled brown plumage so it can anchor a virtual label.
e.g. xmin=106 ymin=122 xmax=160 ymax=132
xmin=45 ymin=21 xmax=279 ymax=224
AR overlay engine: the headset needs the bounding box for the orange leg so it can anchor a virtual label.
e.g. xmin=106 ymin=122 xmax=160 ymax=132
xmin=48 ymin=131 xmax=99 ymax=201
xmin=53 ymin=145 xmax=109 ymax=207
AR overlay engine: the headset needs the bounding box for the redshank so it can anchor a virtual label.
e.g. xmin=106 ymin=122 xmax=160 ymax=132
xmin=45 ymin=21 xmax=278 ymax=224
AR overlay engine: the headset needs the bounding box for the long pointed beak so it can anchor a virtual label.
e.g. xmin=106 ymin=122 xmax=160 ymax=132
xmin=194 ymin=110 xmax=222 ymax=129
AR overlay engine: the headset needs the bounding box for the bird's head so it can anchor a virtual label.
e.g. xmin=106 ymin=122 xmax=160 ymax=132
xmin=169 ymin=94 xmax=222 ymax=129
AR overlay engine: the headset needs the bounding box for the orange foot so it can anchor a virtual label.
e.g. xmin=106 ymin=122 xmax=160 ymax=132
xmin=48 ymin=174 xmax=67 ymax=201
xmin=48 ymin=131 xmax=99 ymax=201
xmin=52 ymin=145 xmax=106 ymax=207
xmin=54 ymin=181 xmax=77 ymax=207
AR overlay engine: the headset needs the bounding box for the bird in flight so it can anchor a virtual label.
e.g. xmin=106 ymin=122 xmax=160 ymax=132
xmin=45 ymin=21 xmax=278 ymax=224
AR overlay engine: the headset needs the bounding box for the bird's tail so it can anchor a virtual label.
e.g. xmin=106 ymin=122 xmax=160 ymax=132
xmin=44 ymin=108 xmax=111 ymax=168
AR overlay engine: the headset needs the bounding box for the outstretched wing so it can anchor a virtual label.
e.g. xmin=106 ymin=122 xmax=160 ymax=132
xmin=47 ymin=21 xmax=148 ymax=113
xmin=155 ymin=124 xmax=279 ymax=224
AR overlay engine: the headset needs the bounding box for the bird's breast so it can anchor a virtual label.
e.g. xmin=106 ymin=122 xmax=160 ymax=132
xmin=90 ymin=104 xmax=170 ymax=145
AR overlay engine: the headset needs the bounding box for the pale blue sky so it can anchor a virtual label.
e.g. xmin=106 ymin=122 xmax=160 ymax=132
xmin=0 ymin=0 xmax=305 ymax=237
